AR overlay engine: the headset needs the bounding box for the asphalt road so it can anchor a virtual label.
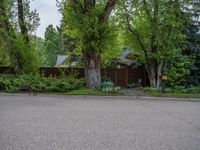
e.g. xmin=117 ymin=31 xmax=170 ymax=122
xmin=0 ymin=95 xmax=200 ymax=150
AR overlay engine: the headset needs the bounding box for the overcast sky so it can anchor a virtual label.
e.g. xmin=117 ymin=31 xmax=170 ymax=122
xmin=30 ymin=0 xmax=62 ymax=38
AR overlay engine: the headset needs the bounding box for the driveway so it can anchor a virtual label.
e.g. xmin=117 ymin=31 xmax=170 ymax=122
xmin=0 ymin=95 xmax=200 ymax=150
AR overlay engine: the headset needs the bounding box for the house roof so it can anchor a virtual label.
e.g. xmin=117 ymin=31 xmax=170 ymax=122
xmin=55 ymin=54 xmax=81 ymax=67
xmin=118 ymin=48 xmax=134 ymax=59
xmin=116 ymin=48 xmax=142 ymax=68
xmin=55 ymin=55 xmax=68 ymax=66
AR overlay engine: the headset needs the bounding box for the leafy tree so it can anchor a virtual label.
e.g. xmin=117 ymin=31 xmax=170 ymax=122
xmin=9 ymin=0 xmax=40 ymax=34
xmin=30 ymin=35 xmax=45 ymax=66
xmin=43 ymin=25 xmax=64 ymax=67
xmin=122 ymin=0 xmax=192 ymax=87
xmin=0 ymin=0 xmax=22 ymax=72
xmin=166 ymin=53 xmax=191 ymax=87
xmin=17 ymin=0 xmax=29 ymax=43
xmin=0 ymin=37 xmax=10 ymax=66
xmin=0 ymin=0 xmax=40 ymax=73
xmin=101 ymin=29 xmax=124 ymax=68
xmin=62 ymin=0 xmax=117 ymax=88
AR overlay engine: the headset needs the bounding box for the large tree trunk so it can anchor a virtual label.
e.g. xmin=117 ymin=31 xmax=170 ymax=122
xmin=147 ymin=61 xmax=163 ymax=88
xmin=70 ymin=0 xmax=117 ymax=88
xmin=146 ymin=61 xmax=157 ymax=87
xmin=83 ymin=50 xmax=101 ymax=88
xmin=148 ymin=60 xmax=160 ymax=88
xmin=17 ymin=0 xmax=29 ymax=44
xmin=148 ymin=69 xmax=156 ymax=87
xmin=156 ymin=62 xmax=162 ymax=88
xmin=82 ymin=0 xmax=116 ymax=88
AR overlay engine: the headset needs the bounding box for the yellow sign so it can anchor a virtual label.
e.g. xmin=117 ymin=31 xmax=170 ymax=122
xmin=162 ymin=75 xmax=168 ymax=81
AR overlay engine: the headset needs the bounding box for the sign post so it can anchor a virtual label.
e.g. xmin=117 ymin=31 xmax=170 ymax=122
xmin=161 ymin=74 xmax=168 ymax=94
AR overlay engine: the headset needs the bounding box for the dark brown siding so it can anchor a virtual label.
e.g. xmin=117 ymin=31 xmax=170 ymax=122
xmin=40 ymin=67 xmax=149 ymax=87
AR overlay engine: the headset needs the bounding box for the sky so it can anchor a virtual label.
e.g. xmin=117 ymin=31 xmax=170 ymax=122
xmin=30 ymin=0 xmax=62 ymax=38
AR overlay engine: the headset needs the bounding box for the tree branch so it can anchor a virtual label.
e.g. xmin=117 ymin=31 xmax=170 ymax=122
xmin=84 ymin=0 xmax=95 ymax=12
xmin=142 ymin=0 xmax=152 ymax=22
xmin=124 ymin=4 xmax=151 ymax=73
xmin=17 ymin=0 xmax=29 ymax=44
xmin=71 ymin=0 xmax=84 ymax=14
xmin=99 ymin=0 xmax=117 ymax=23
xmin=150 ymin=0 xmax=159 ymax=53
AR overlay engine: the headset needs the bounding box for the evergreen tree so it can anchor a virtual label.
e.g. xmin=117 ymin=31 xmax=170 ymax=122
xmin=44 ymin=25 xmax=64 ymax=67
xmin=183 ymin=0 xmax=200 ymax=86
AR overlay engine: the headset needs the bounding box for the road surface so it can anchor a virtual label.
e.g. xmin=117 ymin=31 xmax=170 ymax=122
xmin=0 ymin=95 xmax=200 ymax=150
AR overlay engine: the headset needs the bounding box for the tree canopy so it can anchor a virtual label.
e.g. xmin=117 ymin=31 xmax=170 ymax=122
xmin=0 ymin=0 xmax=199 ymax=88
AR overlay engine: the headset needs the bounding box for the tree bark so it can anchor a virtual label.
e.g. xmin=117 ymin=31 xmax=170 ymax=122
xmin=147 ymin=61 xmax=156 ymax=87
xmin=156 ymin=62 xmax=162 ymax=88
xmin=147 ymin=61 xmax=163 ymax=88
xmin=82 ymin=0 xmax=117 ymax=88
xmin=17 ymin=0 xmax=29 ymax=44
xmin=83 ymin=50 xmax=101 ymax=88
xmin=99 ymin=0 xmax=117 ymax=23
xmin=70 ymin=0 xmax=117 ymax=88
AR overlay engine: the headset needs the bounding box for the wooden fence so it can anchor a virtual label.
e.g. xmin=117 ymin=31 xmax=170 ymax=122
xmin=0 ymin=67 xmax=15 ymax=74
xmin=40 ymin=67 xmax=149 ymax=87
xmin=0 ymin=67 xmax=149 ymax=87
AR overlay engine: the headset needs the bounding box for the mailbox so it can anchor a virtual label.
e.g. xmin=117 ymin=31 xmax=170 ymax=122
xmin=161 ymin=75 xmax=168 ymax=81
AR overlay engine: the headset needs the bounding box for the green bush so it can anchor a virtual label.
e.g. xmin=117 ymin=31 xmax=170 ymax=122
xmin=0 ymin=74 xmax=84 ymax=93
xmin=101 ymin=81 xmax=114 ymax=93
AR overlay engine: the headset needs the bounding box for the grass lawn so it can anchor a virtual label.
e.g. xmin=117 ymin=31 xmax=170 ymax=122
xmin=65 ymin=88 xmax=124 ymax=96
xmin=145 ymin=92 xmax=200 ymax=98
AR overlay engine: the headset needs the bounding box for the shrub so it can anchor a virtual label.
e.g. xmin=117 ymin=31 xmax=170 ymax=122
xmin=0 ymin=74 xmax=84 ymax=93
xmin=101 ymin=81 xmax=114 ymax=93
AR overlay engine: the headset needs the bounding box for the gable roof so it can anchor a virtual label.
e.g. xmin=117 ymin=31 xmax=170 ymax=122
xmin=118 ymin=48 xmax=134 ymax=59
xmin=55 ymin=55 xmax=68 ymax=66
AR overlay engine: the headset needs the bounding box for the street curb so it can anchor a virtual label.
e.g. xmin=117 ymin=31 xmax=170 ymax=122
xmin=137 ymin=96 xmax=200 ymax=101
xmin=0 ymin=92 xmax=200 ymax=101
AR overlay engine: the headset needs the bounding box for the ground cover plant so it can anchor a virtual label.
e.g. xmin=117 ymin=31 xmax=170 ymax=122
xmin=0 ymin=0 xmax=200 ymax=92
xmin=66 ymin=88 xmax=123 ymax=96
xmin=0 ymin=74 xmax=84 ymax=93
xmin=144 ymin=87 xmax=200 ymax=98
